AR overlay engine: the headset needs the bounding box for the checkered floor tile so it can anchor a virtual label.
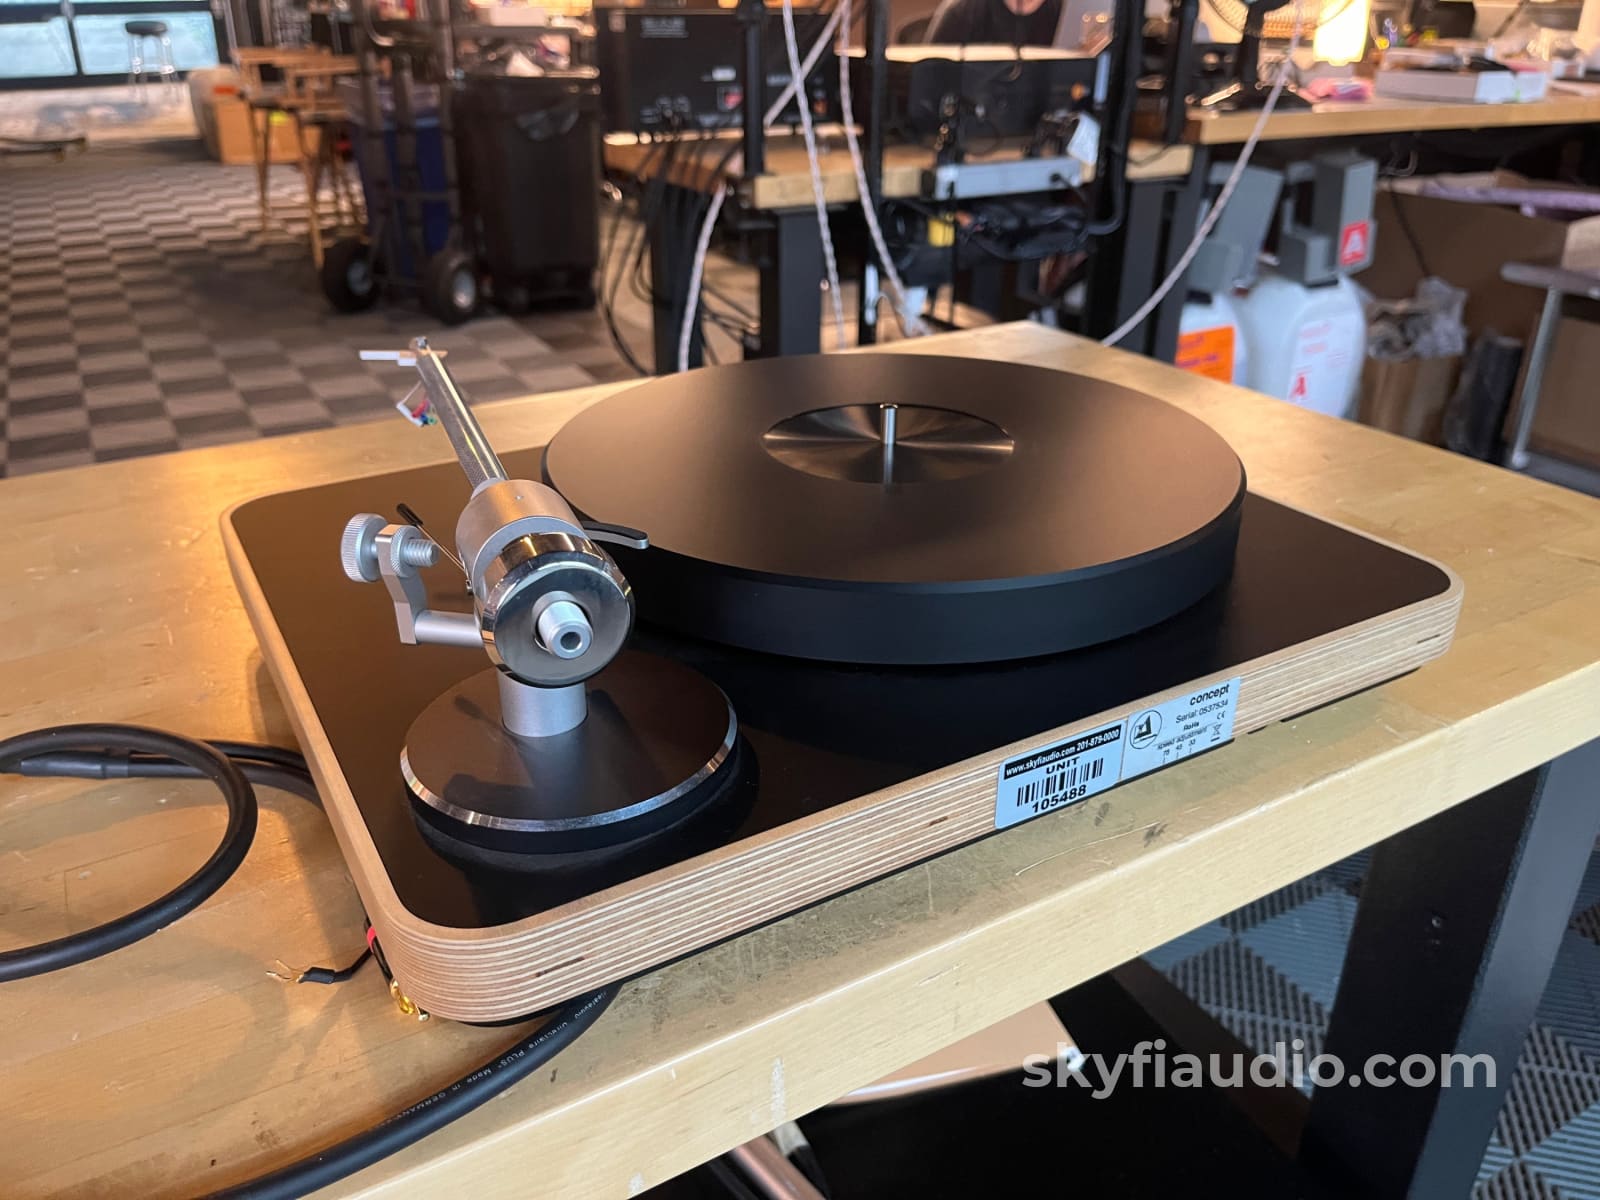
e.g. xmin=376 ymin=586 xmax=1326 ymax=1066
xmin=1151 ymin=847 xmax=1600 ymax=1198
xmin=1 ymin=142 xmax=655 ymax=478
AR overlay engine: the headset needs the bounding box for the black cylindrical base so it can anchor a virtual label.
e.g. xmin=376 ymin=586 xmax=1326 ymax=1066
xmin=402 ymin=651 xmax=737 ymax=853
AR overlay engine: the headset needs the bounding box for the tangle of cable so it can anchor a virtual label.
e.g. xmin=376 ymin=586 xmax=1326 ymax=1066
xmin=780 ymin=0 xmax=848 ymax=350
xmin=836 ymin=0 xmax=927 ymax=338
xmin=1099 ymin=0 xmax=1305 ymax=348
xmin=678 ymin=180 xmax=731 ymax=372
xmin=678 ymin=6 xmax=849 ymax=370
xmin=763 ymin=2 xmax=846 ymax=127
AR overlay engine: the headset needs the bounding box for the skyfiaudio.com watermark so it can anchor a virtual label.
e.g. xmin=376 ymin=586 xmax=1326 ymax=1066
xmin=1022 ymin=1039 xmax=1496 ymax=1099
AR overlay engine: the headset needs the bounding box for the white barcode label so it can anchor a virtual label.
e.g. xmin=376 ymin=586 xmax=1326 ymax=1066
xmin=993 ymin=679 xmax=1242 ymax=831
xmin=995 ymin=722 xmax=1124 ymax=830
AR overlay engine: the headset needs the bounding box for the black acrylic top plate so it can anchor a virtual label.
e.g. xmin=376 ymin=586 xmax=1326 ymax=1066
xmin=229 ymin=451 xmax=1450 ymax=931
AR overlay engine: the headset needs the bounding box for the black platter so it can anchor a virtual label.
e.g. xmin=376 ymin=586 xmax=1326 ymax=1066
xmin=542 ymin=355 xmax=1248 ymax=664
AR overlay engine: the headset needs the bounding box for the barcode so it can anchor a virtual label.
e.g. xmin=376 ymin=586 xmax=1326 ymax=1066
xmin=995 ymin=720 xmax=1124 ymax=829
xmin=1016 ymin=757 xmax=1104 ymax=807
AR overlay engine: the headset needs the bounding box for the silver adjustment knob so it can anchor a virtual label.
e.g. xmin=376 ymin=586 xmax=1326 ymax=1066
xmin=385 ymin=525 xmax=441 ymax=574
xmin=341 ymin=513 xmax=387 ymax=583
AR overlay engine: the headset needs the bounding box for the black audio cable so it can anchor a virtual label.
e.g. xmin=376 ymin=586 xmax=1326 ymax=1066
xmin=1 ymin=724 xmax=617 ymax=1198
xmin=202 ymin=983 xmax=618 ymax=1200
xmin=0 ymin=725 xmax=260 ymax=982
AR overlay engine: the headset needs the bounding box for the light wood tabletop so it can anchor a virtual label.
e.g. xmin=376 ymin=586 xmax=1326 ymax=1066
xmin=1175 ymin=85 xmax=1600 ymax=145
xmin=603 ymin=130 xmax=1194 ymax=210
xmin=5 ymin=323 xmax=1600 ymax=1198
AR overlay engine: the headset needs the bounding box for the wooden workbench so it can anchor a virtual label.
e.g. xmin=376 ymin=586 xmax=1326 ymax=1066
xmin=603 ymin=129 xmax=1193 ymax=209
xmin=6 ymin=324 xmax=1600 ymax=1198
xmin=1178 ymin=84 xmax=1600 ymax=144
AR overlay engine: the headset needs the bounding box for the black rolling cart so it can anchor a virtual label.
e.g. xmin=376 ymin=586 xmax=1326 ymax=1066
xmin=321 ymin=0 xmax=479 ymax=323
xmin=454 ymin=70 xmax=603 ymax=311
xmin=321 ymin=0 xmax=601 ymax=322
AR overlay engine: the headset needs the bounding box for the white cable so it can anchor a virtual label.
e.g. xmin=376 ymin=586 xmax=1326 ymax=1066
xmin=678 ymin=181 xmax=730 ymax=373
xmin=781 ymin=0 xmax=848 ymax=349
xmin=1099 ymin=0 xmax=1305 ymax=348
xmin=763 ymin=3 xmax=846 ymax=128
xmin=676 ymin=0 xmax=850 ymax=371
xmin=837 ymin=0 xmax=928 ymax=338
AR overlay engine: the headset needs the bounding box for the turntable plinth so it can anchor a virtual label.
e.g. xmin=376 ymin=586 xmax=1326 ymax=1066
xmin=225 ymin=362 xmax=1459 ymax=1023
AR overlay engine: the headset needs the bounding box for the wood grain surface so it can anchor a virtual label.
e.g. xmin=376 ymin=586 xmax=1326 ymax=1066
xmin=1172 ymin=89 xmax=1600 ymax=145
xmin=4 ymin=324 xmax=1600 ymax=1198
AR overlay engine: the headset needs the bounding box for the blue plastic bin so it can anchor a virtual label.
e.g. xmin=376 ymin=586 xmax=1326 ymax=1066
xmin=341 ymin=82 xmax=453 ymax=281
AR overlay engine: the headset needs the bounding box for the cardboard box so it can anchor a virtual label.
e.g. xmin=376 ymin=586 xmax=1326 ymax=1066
xmin=1519 ymin=315 xmax=1600 ymax=469
xmin=1359 ymin=354 xmax=1460 ymax=445
xmin=1360 ymin=172 xmax=1600 ymax=342
xmin=205 ymin=95 xmax=309 ymax=166
xmin=189 ymin=66 xmax=237 ymax=157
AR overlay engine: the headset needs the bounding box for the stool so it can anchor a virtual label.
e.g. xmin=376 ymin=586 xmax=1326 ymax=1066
xmin=125 ymin=21 xmax=177 ymax=99
xmin=1500 ymin=262 xmax=1600 ymax=474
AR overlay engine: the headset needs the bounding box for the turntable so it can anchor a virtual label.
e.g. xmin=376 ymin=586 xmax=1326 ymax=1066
xmin=223 ymin=342 xmax=1460 ymax=1023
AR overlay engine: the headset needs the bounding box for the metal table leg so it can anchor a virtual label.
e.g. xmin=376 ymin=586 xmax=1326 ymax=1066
xmin=294 ymin=111 xmax=326 ymax=269
xmin=754 ymin=208 xmax=824 ymax=359
xmin=1299 ymin=738 xmax=1600 ymax=1199
xmin=648 ymin=183 xmax=705 ymax=375
xmin=1505 ymin=286 xmax=1564 ymax=472
xmin=1150 ymin=145 xmax=1208 ymax=364
xmin=251 ymin=102 xmax=274 ymax=234
xmin=1084 ymin=147 xmax=1208 ymax=360
xmin=1084 ymin=177 xmax=1170 ymax=354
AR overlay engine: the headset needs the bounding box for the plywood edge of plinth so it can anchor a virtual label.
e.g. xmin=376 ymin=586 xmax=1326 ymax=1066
xmin=224 ymin=498 xmax=1463 ymax=1023
xmin=220 ymin=503 xmax=422 ymax=980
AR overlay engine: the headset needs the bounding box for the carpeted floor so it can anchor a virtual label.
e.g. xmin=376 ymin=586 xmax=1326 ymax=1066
xmin=0 ymin=136 xmax=654 ymax=478
xmin=1149 ymin=848 xmax=1600 ymax=1199
xmin=0 ymin=112 xmax=944 ymax=480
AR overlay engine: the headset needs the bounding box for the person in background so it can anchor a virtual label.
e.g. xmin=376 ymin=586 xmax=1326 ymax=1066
xmin=923 ymin=0 xmax=1064 ymax=46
